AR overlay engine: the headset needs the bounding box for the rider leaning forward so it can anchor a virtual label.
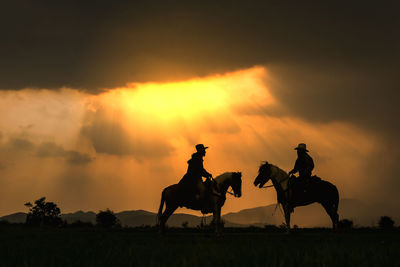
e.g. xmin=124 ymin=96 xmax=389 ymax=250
xmin=178 ymin=144 xmax=213 ymax=200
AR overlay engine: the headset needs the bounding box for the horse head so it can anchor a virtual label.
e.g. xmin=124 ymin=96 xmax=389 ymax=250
xmin=230 ymin=172 xmax=242 ymax=197
xmin=254 ymin=161 xmax=272 ymax=188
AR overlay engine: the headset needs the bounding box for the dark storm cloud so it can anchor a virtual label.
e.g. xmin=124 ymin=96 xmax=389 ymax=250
xmin=80 ymin=109 xmax=174 ymax=159
xmin=65 ymin=151 xmax=93 ymax=165
xmin=36 ymin=142 xmax=65 ymax=157
xmin=0 ymin=137 xmax=92 ymax=164
xmin=9 ymin=138 xmax=35 ymax=151
xmin=36 ymin=141 xmax=93 ymax=164
xmin=260 ymin=65 xmax=400 ymax=135
xmin=1 ymin=1 xmax=398 ymax=92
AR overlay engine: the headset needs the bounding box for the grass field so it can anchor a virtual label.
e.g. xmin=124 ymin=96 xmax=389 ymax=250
xmin=0 ymin=225 xmax=399 ymax=267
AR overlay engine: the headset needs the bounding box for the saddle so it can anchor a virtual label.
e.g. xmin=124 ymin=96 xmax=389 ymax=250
xmin=179 ymin=179 xmax=222 ymax=214
xmin=288 ymin=175 xmax=322 ymax=197
xmin=289 ymin=175 xmax=321 ymax=186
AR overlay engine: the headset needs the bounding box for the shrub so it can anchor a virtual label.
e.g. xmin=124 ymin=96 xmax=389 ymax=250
xmin=378 ymin=216 xmax=394 ymax=229
xmin=96 ymin=209 xmax=118 ymax=228
xmin=24 ymin=197 xmax=62 ymax=226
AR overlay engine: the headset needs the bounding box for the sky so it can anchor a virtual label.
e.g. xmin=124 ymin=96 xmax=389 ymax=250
xmin=0 ymin=1 xmax=399 ymax=216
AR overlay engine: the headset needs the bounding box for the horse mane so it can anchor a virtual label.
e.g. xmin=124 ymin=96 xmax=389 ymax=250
xmin=262 ymin=163 xmax=289 ymax=205
xmin=259 ymin=161 xmax=269 ymax=169
xmin=214 ymin=172 xmax=234 ymax=182
xmin=274 ymin=164 xmax=288 ymax=175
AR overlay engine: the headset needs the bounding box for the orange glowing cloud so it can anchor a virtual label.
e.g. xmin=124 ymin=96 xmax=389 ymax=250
xmin=0 ymin=66 xmax=382 ymax=217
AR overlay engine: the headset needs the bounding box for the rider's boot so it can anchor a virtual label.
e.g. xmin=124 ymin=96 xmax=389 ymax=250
xmin=200 ymin=192 xmax=209 ymax=214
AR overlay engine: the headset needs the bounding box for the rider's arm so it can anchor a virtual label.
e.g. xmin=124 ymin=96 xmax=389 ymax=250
xmin=192 ymin=153 xmax=212 ymax=179
xmin=288 ymin=159 xmax=300 ymax=175
xmin=201 ymin=168 xmax=212 ymax=179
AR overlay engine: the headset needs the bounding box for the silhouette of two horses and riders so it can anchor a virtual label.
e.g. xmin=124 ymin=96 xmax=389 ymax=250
xmin=158 ymin=143 xmax=339 ymax=235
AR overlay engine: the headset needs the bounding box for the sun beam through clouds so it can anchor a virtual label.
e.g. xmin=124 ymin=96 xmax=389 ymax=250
xmin=97 ymin=66 xmax=273 ymax=122
xmin=0 ymin=66 xmax=382 ymax=216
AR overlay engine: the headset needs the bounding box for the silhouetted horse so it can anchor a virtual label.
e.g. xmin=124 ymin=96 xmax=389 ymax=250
xmin=157 ymin=172 xmax=242 ymax=236
xmin=254 ymin=162 xmax=339 ymax=231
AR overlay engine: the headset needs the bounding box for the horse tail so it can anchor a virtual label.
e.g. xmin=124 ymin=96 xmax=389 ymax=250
xmin=157 ymin=189 xmax=166 ymax=225
xmin=333 ymin=185 xmax=339 ymax=212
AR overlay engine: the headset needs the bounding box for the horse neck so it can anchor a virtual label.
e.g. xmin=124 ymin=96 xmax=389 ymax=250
xmin=214 ymin=173 xmax=232 ymax=194
xmin=270 ymin=165 xmax=289 ymax=191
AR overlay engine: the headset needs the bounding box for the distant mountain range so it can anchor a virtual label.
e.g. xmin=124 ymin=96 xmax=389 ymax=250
xmin=1 ymin=199 xmax=398 ymax=227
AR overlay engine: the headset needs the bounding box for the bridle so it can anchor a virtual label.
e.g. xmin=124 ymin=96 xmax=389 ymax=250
xmin=259 ymin=169 xmax=290 ymax=192
xmin=227 ymin=189 xmax=235 ymax=196
xmin=227 ymin=176 xmax=241 ymax=197
xmin=260 ymin=184 xmax=274 ymax=188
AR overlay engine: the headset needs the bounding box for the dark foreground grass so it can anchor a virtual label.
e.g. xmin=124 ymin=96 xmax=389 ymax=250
xmin=0 ymin=225 xmax=399 ymax=267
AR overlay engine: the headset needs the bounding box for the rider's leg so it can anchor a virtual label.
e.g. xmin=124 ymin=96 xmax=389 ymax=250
xmin=195 ymin=179 xmax=206 ymax=200
xmin=284 ymin=204 xmax=291 ymax=233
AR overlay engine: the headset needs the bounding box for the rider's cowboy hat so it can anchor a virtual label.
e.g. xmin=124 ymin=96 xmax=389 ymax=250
xmin=196 ymin=144 xmax=208 ymax=151
xmin=294 ymin=143 xmax=309 ymax=152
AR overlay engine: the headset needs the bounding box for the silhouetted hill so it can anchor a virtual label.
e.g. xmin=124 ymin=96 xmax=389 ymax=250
xmin=61 ymin=211 xmax=96 ymax=224
xmin=223 ymin=205 xmax=281 ymax=226
xmin=0 ymin=210 xmax=240 ymax=227
xmin=1 ymin=199 xmax=398 ymax=227
xmin=223 ymin=199 xmax=400 ymax=227
xmin=0 ymin=212 xmax=27 ymax=223
xmin=115 ymin=211 xmax=242 ymax=227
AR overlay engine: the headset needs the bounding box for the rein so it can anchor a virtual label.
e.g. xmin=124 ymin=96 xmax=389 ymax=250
xmin=262 ymin=174 xmax=291 ymax=191
xmin=227 ymin=189 xmax=235 ymax=196
xmin=261 ymin=184 xmax=274 ymax=189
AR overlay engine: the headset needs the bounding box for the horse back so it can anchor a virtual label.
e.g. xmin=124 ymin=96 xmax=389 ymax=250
xmin=289 ymin=176 xmax=339 ymax=206
xmin=312 ymin=176 xmax=339 ymax=205
xmin=163 ymin=184 xmax=182 ymax=200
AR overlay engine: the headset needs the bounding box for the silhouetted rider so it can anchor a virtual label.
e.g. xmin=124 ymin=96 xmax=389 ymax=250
xmin=288 ymin=143 xmax=314 ymax=181
xmin=179 ymin=144 xmax=212 ymax=200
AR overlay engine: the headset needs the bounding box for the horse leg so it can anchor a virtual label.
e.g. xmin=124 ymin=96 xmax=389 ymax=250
xmin=322 ymin=202 xmax=339 ymax=230
xmin=213 ymin=206 xmax=222 ymax=237
xmin=284 ymin=204 xmax=291 ymax=233
xmin=159 ymin=203 xmax=178 ymax=234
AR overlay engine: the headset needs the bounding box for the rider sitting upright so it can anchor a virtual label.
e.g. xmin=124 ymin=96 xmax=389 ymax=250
xmin=179 ymin=144 xmax=213 ymax=201
xmin=288 ymin=143 xmax=314 ymax=190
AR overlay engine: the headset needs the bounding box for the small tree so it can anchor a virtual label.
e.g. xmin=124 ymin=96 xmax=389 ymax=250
xmin=378 ymin=216 xmax=394 ymax=229
xmin=24 ymin=197 xmax=62 ymax=226
xmin=96 ymin=209 xmax=118 ymax=228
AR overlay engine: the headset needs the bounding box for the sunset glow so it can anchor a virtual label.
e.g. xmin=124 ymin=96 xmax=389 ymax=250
xmin=99 ymin=66 xmax=272 ymax=122
xmin=0 ymin=66 xmax=387 ymax=222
